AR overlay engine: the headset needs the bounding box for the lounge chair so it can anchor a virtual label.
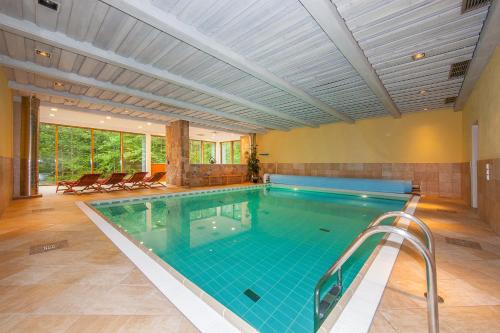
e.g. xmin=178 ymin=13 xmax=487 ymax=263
xmin=144 ymin=172 xmax=167 ymax=188
xmin=56 ymin=173 xmax=101 ymax=195
xmin=96 ymin=173 xmax=128 ymax=192
xmin=121 ymin=172 xmax=148 ymax=190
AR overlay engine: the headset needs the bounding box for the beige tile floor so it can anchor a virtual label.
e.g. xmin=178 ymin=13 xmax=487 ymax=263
xmin=0 ymin=186 xmax=499 ymax=333
xmin=369 ymin=197 xmax=500 ymax=333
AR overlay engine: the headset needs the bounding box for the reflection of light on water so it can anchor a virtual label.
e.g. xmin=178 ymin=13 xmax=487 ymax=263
xmin=361 ymin=194 xmax=368 ymax=198
xmin=231 ymin=227 xmax=235 ymax=231
xmin=212 ymin=226 xmax=217 ymax=229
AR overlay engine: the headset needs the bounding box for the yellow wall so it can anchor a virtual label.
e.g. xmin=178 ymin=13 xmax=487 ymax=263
xmin=257 ymin=108 xmax=464 ymax=164
xmin=462 ymin=45 xmax=500 ymax=160
xmin=0 ymin=66 xmax=13 ymax=159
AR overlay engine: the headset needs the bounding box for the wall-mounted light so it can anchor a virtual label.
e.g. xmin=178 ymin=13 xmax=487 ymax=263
xmin=50 ymin=107 xmax=58 ymax=111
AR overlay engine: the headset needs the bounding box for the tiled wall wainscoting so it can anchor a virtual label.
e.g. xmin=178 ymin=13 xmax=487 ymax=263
xmin=189 ymin=164 xmax=247 ymax=187
xmin=260 ymin=162 xmax=470 ymax=200
xmin=0 ymin=156 xmax=12 ymax=216
xmin=478 ymin=159 xmax=500 ymax=234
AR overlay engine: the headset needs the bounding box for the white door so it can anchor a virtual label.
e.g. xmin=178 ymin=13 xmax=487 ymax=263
xmin=471 ymin=124 xmax=478 ymax=208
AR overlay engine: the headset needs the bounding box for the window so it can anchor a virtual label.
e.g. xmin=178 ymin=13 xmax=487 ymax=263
xmin=202 ymin=141 xmax=216 ymax=164
xmin=151 ymin=135 xmax=166 ymax=164
xmin=190 ymin=140 xmax=216 ymax=164
xmin=220 ymin=140 xmax=241 ymax=164
xmin=123 ymin=133 xmax=145 ymax=173
xmin=38 ymin=123 xmax=56 ymax=185
xmin=233 ymin=141 xmax=241 ymax=164
xmin=57 ymin=126 xmax=92 ymax=181
xmin=189 ymin=140 xmax=202 ymax=164
xmin=94 ymin=130 xmax=121 ymax=177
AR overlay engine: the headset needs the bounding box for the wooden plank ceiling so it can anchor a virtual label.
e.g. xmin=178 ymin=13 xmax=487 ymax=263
xmin=0 ymin=0 xmax=492 ymax=133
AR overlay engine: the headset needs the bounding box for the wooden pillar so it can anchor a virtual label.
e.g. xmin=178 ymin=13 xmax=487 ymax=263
xmin=166 ymin=120 xmax=190 ymax=186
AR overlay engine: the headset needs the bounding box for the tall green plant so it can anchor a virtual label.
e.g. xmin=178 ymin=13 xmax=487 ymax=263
xmin=247 ymin=144 xmax=260 ymax=182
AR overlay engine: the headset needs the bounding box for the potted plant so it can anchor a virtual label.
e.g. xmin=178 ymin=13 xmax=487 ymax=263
xmin=247 ymin=144 xmax=260 ymax=183
xmin=209 ymin=155 xmax=216 ymax=164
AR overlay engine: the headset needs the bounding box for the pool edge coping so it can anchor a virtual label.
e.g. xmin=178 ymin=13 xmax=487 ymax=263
xmin=321 ymin=194 xmax=420 ymax=333
xmin=77 ymin=184 xmax=418 ymax=333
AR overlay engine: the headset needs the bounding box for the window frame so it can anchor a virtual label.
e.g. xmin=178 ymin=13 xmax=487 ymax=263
xmin=39 ymin=122 xmax=160 ymax=184
xmin=219 ymin=140 xmax=242 ymax=164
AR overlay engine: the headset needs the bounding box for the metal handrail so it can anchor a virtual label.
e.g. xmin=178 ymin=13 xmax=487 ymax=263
xmin=368 ymin=210 xmax=435 ymax=256
xmin=314 ymin=225 xmax=439 ymax=333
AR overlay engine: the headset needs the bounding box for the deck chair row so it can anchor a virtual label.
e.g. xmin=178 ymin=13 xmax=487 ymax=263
xmin=56 ymin=171 xmax=166 ymax=195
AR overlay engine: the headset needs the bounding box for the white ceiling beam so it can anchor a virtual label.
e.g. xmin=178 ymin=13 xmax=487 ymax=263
xmin=0 ymin=55 xmax=269 ymax=133
xmin=0 ymin=13 xmax=311 ymax=128
xmin=8 ymin=81 xmax=262 ymax=135
xmin=38 ymin=101 xmax=171 ymax=126
xmin=455 ymin=0 xmax=500 ymax=110
xmin=299 ymin=0 xmax=401 ymax=119
xmin=100 ymin=0 xmax=354 ymax=124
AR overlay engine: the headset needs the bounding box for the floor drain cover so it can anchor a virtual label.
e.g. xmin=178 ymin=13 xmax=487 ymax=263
xmin=29 ymin=240 xmax=68 ymax=255
xmin=436 ymin=209 xmax=457 ymax=214
xmin=31 ymin=208 xmax=55 ymax=213
xmin=319 ymin=228 xmax=331 ymax=233
xmin=445 ymin=237 xmax=482 ymax=250
xmin=243 ymin=289 xmax=261 ymax=302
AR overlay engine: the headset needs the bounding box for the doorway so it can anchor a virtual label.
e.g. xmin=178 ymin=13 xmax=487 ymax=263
xmin=471 ymin=124 xmax=478 ymax=208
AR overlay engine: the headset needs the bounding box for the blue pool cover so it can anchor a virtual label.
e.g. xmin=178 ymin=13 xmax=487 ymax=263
xmin=267 ymin=174 xmax=412 ymax=194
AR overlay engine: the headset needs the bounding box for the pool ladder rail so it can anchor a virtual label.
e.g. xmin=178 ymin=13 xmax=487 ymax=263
xmin=314 ymin=211 xmax=439 ymax=333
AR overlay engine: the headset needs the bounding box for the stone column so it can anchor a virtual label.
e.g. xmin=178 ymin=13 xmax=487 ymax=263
xmin=16 ymin=96 xmax=41 ymax=198
xmin=166 ymin=120 xmax=190 ymax=186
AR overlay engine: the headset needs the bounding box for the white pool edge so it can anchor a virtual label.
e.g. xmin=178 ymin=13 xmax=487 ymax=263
xmin=76 ymin=201 xmax=239 ymax=333
xmin=328 ymin=195 xmax=420 ymax=333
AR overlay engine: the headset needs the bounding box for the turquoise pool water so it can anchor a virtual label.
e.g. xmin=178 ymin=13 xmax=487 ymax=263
xmin=93 ymin=187 xmax=406 ymax=332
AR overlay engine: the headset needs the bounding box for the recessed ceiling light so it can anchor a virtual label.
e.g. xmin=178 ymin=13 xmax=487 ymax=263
xmin=147 ymin=122 xmax=152 ymax=126
xmin=412 ymin=52 xmax=426 ymax=61
xmin=53 ymin=81 xmax=64 ymax=87
xmin=106 ymin=116 xmax=111 ymax=120
xmin=99 ymin=120 xmax=104 ymax=124
xmin=138 ymin=125 xmax=143 ymax=129
xmin=419 ymin=90 xmax=428 ymax=96
xmin=35 ymin=49 xmax=51 ymax=58
xmin=423 ymin=108 xmax=429 ymax=111
xmin=49 ymin=113 xmax=55 ymax=117
xmin=50 ymin=107 xmax=58 ymax=111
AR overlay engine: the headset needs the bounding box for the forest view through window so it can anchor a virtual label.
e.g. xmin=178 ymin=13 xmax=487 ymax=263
xmin=38 ymin=123 xmax=155 ymax=184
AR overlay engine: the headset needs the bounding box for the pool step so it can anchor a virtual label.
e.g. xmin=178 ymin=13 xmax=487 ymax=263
xmin=318 ymin=283 xmax=342 ymax=320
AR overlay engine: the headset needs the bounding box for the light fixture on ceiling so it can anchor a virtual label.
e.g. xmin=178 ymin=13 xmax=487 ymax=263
xmin=49 ymin=113 xmax=55 ymax=117
xmin=147 ymin=122 xmax=152 ymax=126
xmin=35 ymin=49 xmax=51 ymax=58
xmin=99 ymin=120 xmax=104 ymax=124
xmin=50 ymin=107 xmax=58 ymax=111
xmin=53 ymin=81 xmax=64 ymax=88
xmin=419 ymin=90 xmax=428 ymax=96
xmin=412 ymin=52 xmax=426 ymax=61
xmin=423 ymin=108 xmax=429 ymax=111
xmin=106 ymin=116 xmax=111 ymax=120
xmin=138 ymin=125 xmax=143 ymax=129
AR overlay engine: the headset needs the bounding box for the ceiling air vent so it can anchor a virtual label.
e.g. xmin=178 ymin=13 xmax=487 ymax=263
xmin=38 ymin=0 xmax=59 ymax=12
xmin=449 ymin=60 xmax=470 ymax=79
xmin=462 ymin=0 xmax=490 ymax=13
xmin=444 ymin=96 xmax=457 ymax=104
